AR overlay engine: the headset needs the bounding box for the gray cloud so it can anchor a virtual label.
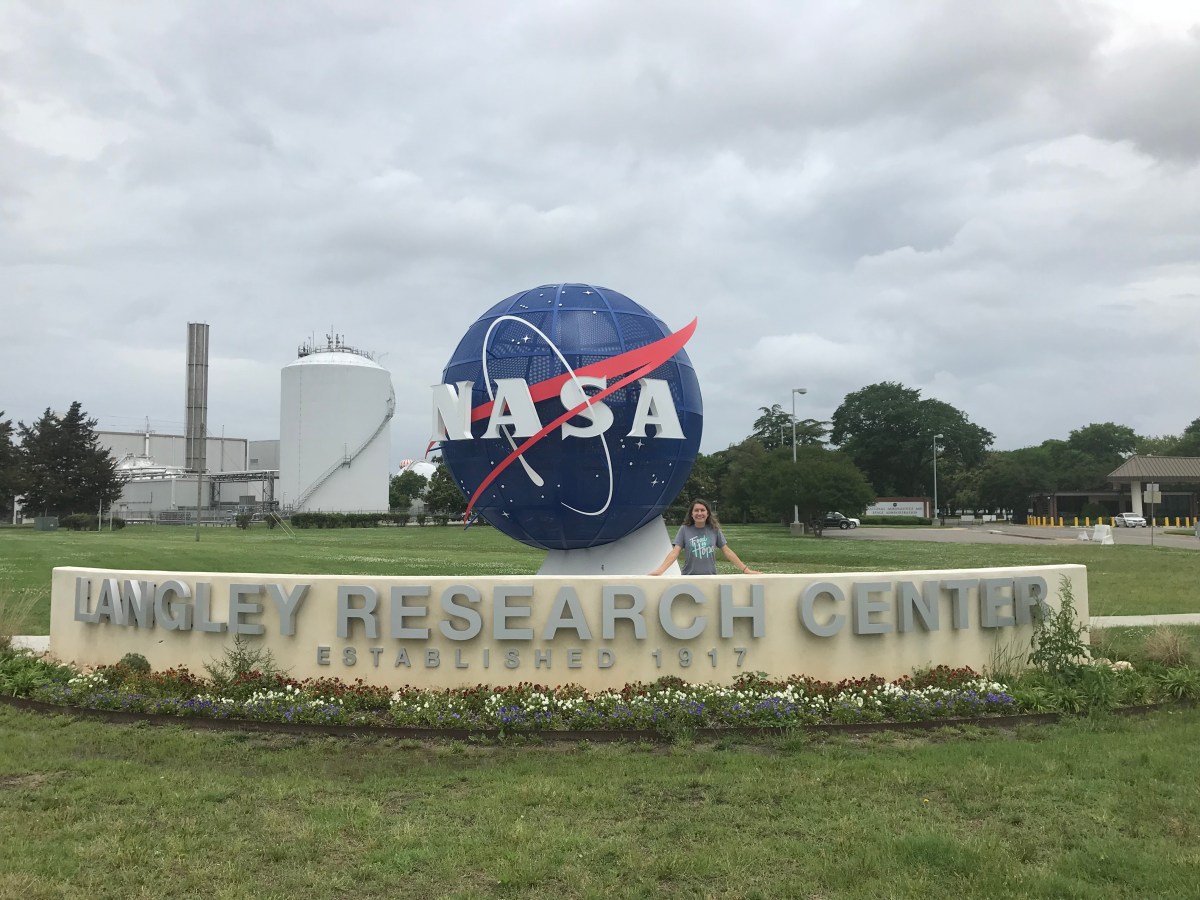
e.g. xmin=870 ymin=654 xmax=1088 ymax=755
xmin=2 ymin=0 xmax=1199 ymax=463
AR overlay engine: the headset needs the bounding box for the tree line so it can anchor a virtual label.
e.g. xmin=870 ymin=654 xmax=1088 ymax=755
xmin=0 ymin=403 xmax=123 ymax=520
xmin=395 ymin=380 xmax=1200 ymax=525
xmin=684 ymin=381 xmax=1200 ymax=523
xmin=8 ymin=386 xmax=1197 ymax=526
xmin=386 ymin=381 xmax=1200 ymax=525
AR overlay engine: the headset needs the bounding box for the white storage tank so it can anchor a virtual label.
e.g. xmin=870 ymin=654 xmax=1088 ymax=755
xmin=279 ymin=336 xmax=395 ymax=513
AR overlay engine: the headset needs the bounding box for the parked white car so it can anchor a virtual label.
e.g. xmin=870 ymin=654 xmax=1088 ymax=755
xmin=1113 ymin=512 xmax=1147 ymax=527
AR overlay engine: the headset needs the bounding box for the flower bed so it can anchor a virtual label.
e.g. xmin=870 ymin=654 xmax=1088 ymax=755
xmin=4 ymin=646 xmax=1198 ymax=737
xmin=0 ymin=660 xmax=1039 ymax=732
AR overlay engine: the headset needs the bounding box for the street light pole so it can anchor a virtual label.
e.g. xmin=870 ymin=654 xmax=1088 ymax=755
xmin=932 ymin=432 xmax=944 ymax=524
xmin=792 ymin=387 xmax=807 ymax=525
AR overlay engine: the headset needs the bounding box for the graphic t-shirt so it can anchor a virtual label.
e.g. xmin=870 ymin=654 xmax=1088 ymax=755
xmin=672 ymin=524 xmax=727 ymax=576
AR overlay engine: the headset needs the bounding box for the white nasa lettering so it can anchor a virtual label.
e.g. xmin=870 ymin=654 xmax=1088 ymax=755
xmin=431 ymin=381 xmax=474 ymax=441
xmin=628 ymin=378 xmax=684 ymax=438
xmin=560 ymin=376 xmax=613 ymax=440
xmin=431 ymin=377 xmax=682 ymax=442
xmin=482 ymin=378 xmax=542 ymax=439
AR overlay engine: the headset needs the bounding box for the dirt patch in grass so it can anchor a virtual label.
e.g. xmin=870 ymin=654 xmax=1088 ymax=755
xmin=0 ymin=772 xmax=52 ymax=790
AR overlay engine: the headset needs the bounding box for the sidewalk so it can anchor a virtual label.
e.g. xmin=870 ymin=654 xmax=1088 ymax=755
xmin=1090 ymin=614 xmax=1200 ymax=628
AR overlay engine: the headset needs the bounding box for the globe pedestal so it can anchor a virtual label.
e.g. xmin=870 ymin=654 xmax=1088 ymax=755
xmin=537 ymin=516 xmax=681 ymax=576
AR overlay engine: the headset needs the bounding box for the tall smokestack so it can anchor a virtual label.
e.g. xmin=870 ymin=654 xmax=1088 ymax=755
xmin=185 ymin=322 xmax=210 ymax=473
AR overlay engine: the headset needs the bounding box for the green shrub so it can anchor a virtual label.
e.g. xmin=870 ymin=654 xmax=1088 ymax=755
xmin=1156 ymin=667 xmax=1200 ymax=701
xmin=235 ymin=512 xmax=253 ymax=530
xmin=118 ymin=652 xmax=151 ymax=673
xmin=0 ymin=652 xmax=74 ymax=697
xmin=1029 ymin=576 xmax=1089 ymax=677
xmin=60 ymin=512 xmax=96 ymax=531
xmin=287 ymin=512 xmax=385 ymax=529
xmin=204 ymin=635 xmax=288 ymax=700
xmin=59 ymin=513 xmax=126 ymax=531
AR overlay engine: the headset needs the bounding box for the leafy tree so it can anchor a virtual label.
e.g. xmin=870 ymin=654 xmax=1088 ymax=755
xmin=975 ymin=449 xmax=1052 ymax=515
xmin=664 ymin=451 xmax=726 ymax=523
xmin=750 ymin=404 xmax=828 ymax=452
xmin=1136 ymin=433 xmax=1182 ymax=456
xmin=1010 ymin=423 xmax=1140 ymax=493
xmin=723 ymin=440 xmax=874 ymax=525
xmin=1067 ymin=422 xmax=1137 ymax=464
xmin=719 ymin=440 xmax=775 ymax=522
xmin=0 ymin=413 xmax=21 ymax=519
xmin=1133 ymin=418 xmax=1200 ymax=458
xmin=1176 ymin=418 xmax=1200 ymax=457
xmin=829 ymin=382 xmax=993 ymax=498
xmin=389 ymin=469 xmax=428 ymax=511
xmin=18 ymin=403 xmax=122 ymax=518
xmin=423 ymin=460 xmax=467 ymax=519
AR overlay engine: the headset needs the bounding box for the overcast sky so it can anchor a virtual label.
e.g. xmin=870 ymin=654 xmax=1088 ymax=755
xmin=3 ymin=0 xmax=1199 ymax=468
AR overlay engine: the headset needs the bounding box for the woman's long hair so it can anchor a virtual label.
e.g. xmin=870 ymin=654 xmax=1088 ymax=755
xmin=682 ymin=498 xmax=720 ymax=529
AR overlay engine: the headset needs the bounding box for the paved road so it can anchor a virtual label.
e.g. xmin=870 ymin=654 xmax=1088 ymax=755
xmin=826 ymin=523 xmax=1200 ymax=551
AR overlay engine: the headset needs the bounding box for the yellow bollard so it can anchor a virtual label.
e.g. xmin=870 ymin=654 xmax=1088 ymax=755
xmin=1085 ymin=517 xmax=1091 ymax=527
xmin=1073 ymin=517 xmax=1079 ymax=527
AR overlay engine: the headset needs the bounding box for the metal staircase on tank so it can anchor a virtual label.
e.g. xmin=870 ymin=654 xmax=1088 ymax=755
xmin=293 ymin=390 xmax=395 ymax=511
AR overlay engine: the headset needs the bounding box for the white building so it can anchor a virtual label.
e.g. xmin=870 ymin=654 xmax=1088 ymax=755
xmin=278 ymin=337 xmax=394 ymax=513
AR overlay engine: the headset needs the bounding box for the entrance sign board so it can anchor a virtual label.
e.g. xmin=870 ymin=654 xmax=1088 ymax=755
xmin=52 ymin=564 xmax=1087 ymax=690
xmin=44 ymin=285 xmax=1092 ymax=689
xmin=865 ymin=499 xmax=928 ymax=518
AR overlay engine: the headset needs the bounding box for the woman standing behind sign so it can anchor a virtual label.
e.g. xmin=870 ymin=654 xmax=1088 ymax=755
xmin=650 ymin=499 xmax=760 ymax=576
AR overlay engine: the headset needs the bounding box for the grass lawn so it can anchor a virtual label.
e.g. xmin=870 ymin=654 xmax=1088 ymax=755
xmin=2 ymin=522 xmax=1198 ymax=633
xmin=2 ymin=706 xmax=1199 ymax=899
xmin=3 ymin=526 xmax=1200 ymax=896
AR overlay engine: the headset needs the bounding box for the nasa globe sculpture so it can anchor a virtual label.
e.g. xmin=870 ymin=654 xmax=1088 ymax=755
xmin=434 ymin=284 xmax=702 ymax=574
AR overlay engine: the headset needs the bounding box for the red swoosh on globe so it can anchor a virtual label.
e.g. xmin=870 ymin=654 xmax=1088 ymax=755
xmin=463 ymin=318 xmax=697 ymax=520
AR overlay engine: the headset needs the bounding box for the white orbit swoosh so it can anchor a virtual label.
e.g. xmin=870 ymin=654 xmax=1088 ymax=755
xmin=480 ymin=314 xmax=614 ymax=517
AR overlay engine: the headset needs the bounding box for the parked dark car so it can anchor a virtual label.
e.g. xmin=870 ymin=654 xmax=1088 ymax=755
xmin=820 ymin=511 xmax=860 ymax=530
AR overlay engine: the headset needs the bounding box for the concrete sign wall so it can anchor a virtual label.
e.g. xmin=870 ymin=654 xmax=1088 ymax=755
xmin=52 ymin=564 xmax=1087 ymax=690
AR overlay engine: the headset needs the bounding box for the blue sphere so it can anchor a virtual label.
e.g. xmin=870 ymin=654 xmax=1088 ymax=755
xmin=439 ymin=284 xmax=702 ymax=550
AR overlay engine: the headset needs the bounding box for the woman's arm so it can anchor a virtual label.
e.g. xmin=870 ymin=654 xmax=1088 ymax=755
xmin=721 ymin=545 xmax=759 ymax=575
xmin=649 ymin=544 xmax=682 ymax=576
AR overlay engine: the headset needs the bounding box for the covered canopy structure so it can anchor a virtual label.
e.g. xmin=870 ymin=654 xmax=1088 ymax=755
xmin=1107 ymin=456 xmax=1200 ymax=518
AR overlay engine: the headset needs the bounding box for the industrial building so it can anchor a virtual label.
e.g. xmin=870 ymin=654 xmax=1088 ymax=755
xmin=278 ymin=335 xmax=394 ymax=513
xmin=102 ymin=424 xmax=279 ymax=524
xmin=101 ymin=325 xmax=395 ymax=524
